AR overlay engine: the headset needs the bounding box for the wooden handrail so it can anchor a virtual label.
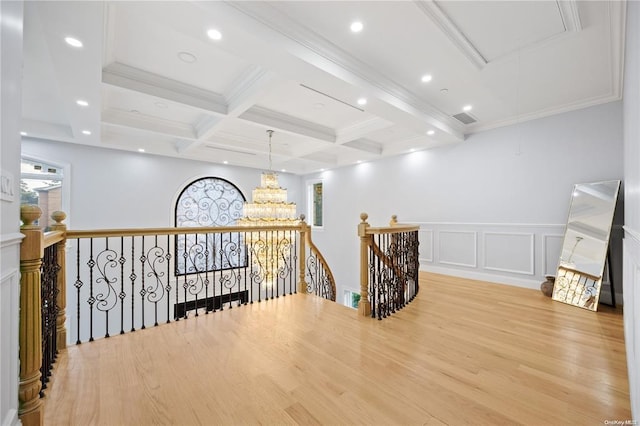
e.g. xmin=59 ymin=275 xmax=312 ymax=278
xmin=43 ymin=230 xmax=64 ymax=248
xmin=66 ymin=223 xmax=304 ymax=239
xmin=358 ymin=212 xmax=420 ymax=318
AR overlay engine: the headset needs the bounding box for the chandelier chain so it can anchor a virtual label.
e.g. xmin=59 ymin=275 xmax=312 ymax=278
xmin=267 ymin=129 xmax=274 ymax=171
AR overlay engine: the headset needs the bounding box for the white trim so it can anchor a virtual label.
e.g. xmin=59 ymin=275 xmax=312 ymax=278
xmin=557 ymin=0 xmax=583 ymax=32
xmin=482 ymin=231 xmax=535 ymax=275
xmin=542 ymin=233 xmax=564 ymax=277
xmin=1 ymin=408 xmax=18 ymax=426
xmin=305 ymin=178 xmax=324 ymax=229
xmin=624 ymin=226 xmax=640 ymax=243
xmin=438 ymin=230 xmax=477 ymax=268
xmin=414 ymin=0 xmax=487 ymax=69
xmin=421 ymin=264 xmax=540 ymax=290
xmin=0 ymin=268 xmax=19 ymax=283
xmin=20 ymin=152 xmax=72 ymax=229
xmin=406 ymin=220 xmax=565 ymax=228
xmin=0 ymin=233 xmax=24 ymax=249
xmin=418 ymin=228 xmax=433 ymax=262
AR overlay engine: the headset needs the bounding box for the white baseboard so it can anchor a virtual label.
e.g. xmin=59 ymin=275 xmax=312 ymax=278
xmin=421 ymin=265 xmax=540 ymax=290
xmin=421 ymin=265 xmax=624 ymax=306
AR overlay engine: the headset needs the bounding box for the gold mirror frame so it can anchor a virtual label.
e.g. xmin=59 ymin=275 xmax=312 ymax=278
xmin=552 ymin=180 xmax=620 ymax=311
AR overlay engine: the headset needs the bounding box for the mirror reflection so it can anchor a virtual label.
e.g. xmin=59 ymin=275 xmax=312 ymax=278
xmin=552 ymin=180 xmax=620 ymax=311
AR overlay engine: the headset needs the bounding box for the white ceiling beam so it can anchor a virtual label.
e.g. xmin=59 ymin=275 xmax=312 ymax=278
xmin=239 ymin=106 xmax=336 ymax=143
xmin=177 ymin=65 xmax=281 ymax=154
xmin=102 ymin=109 xmax=197 ymax=140
xmin=414 ymin=0 xmax=487 ymax=69
xmin=342 ymin=139 xmax=383 ymax=155
xmin=335 ymin=117 xmax=394 ymax=145
xmin=102 ymin=62 xmax=228 ymax=115
xmin=221 ymin=1 xmax=465 ymax=142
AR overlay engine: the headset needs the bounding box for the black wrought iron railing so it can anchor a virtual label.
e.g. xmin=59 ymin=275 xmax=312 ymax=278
xmin=66 ymin=219 xmax=335 ymax=344
xmin=19 ymin=206 xmax=337 ymax=423
xmin=39 ymin=244 xmax=59 ymax=397
xmin=358 ymin=214 xmax=420 ymax=319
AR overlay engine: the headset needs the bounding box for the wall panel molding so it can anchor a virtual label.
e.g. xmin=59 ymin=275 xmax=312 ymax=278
xmin=413 ymin=221 xmax=564 ymax=288
xmin=483 ymin=232 xmax=534 ymax=275
xmin=418 ymin=228 xmax=433 ymax=262
xmin=542 ymin=234 xmax=564 ymax=276
xmin=438 ymin=230 xmax=477 ymax=268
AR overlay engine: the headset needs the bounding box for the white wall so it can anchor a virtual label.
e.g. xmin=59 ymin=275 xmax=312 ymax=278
xmin=0 ymin=1 xmax=24 ymax=425
xmin=304 ymin=101 xmax=623 ymax=305
xmin=21 ymin=139 xmax=304 ymax=229
xmin=623 ymin=0 xmax=640 ymax=418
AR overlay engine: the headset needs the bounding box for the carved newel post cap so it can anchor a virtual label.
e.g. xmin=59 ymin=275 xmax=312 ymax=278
xmin=360 ymin=212 xmax=368 ymax=222
xmin=20 ymin=204 xmax=42 ymax=228
xmin=299 ymin=214 xmax=306 ymax=222
xmin=390 ymin=215 xmax=398 ymax=225
xmin=51 ymin=211 xmax=66 ymax=224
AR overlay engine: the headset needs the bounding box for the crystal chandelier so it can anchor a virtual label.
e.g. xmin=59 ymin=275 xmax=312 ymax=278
xmin=238 ymin=130 xmax=298 ymax=287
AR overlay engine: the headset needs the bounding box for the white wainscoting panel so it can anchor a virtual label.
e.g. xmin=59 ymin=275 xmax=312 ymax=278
xmin=623 ymin=227 xmax=640 ymax=418
xmin=0 ymin=268 xmax=20 ymax=426
xmin=415 ymin=222 xmax=565 ymax=290
xmin=542 ymin=234 xmax=564 ymax=276
xmin=438 ymin=230 xmax=477 ymax=268
xmin=483 ymin=232 xmax=534 ymax=275
xmin=418 ymin=229 xmax=433 ymax=262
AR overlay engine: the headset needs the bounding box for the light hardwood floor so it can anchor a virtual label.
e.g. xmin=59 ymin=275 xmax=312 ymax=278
xmin=43 ymin=272 xmax=631 ymax=425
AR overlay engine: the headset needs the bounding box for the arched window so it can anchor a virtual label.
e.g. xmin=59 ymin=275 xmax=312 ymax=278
xmin=174 ymin=177 xmax=247 ymax=275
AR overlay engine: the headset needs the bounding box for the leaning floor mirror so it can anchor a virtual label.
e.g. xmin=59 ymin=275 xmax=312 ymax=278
xmin=552 ymin=180 xmax=621 ymax=311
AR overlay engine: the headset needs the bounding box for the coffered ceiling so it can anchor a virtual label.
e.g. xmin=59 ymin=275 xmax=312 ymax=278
xmin=21 ymin=1 xmax=625 ymax=174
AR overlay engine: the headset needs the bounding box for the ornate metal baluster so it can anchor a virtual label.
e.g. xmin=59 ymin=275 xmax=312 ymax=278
xmin=166 ymin=234 xmax=171 ymax=323
xmin=75 ymin=241 xmax=82 ymax=344
xmin=140 ymin=237 xmax=147 ymax=329
xmin=130 ymin=237 xmax=136 ymax=331
xmin=88 ymin=238 xmax=95 ymax=341
xmin=119 ymin=237 xmax=125 ymax=335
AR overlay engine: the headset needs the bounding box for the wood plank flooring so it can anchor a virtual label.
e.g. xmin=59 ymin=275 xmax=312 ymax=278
xmin=43 ymin=272 xmax=631 ymax=425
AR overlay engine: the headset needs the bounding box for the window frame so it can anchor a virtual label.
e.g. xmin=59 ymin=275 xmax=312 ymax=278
xmin=306 ymin=178 xmax=324 ymax=229
xmin=20 ymin=154 xmax=71 ymax=228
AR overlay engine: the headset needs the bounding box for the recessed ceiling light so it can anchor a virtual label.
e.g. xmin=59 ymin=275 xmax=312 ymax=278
xmin=154 ymin=102 xmax=168 ymax=109
xmin=281 ymin=169 xmax=286 ymax=172
xmin=440 ymin=88 xmax=449 ymax=94
xmin=357 ymin=98 xmax=367 ymax=106
xmin=421 ymin=74 xmax=432 ymax=83
xmin=207 ymin=28 xmax=222 ymax=41
xmin=320 ymin=168 xmax=326 ymax=172
xmin=463 ymin=105 xmax=473 ymax=112
xmin=177 ymin=51 xmax=197 ymax=63
xmin=356 ymin=160 xmax=362 ymax=164
xmin=223 ymin=161 xmax=229 ymax=164
xmin=20 ymin=131 xmax=27 ymax=136
xmin=64 ymin=37 xmax=83 ymax=48
xmin=81 ymin=130 xmax=91 ymax=135
xmin=427 ymin=130 xmax=435 ymax=136
xmin=409 ymin=148 xmax=415 ymax=152
xmin=76 ymin=99 xmax=89 ymax=107
xmin=350 ymin=21 xmax=363 ymax=33
xmin=138 ymin=148 xmax=145 ymax=153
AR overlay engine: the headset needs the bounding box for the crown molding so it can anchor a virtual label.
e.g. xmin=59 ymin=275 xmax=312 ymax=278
xmin=226 ymin=1 xmax=464 ymax=141
xmin=557 ymin=1 xmax=582 ymax=32
xmin=102 ymin=62 xmax=228 ymax=116
xmin=239 ymin=106 xmax=336 ymax=143
xmin=414 ymin=0 xmax=487 ymax=69
xmin=465 ymin=92 xmax=622 ymax=135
